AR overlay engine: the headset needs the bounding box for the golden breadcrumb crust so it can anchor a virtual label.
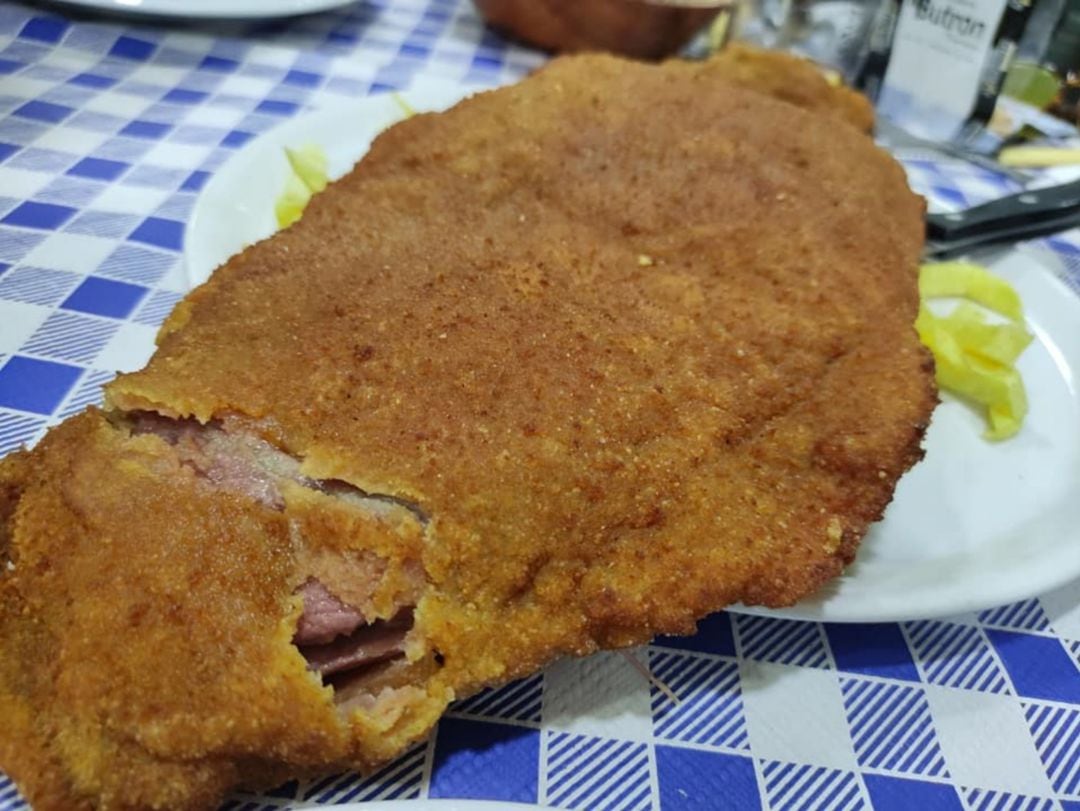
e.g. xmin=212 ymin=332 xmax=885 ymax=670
xmin=1 ymin=50 xmax=933 ymax=810
xmin=705 ymin=42 xmax=876 ymax=133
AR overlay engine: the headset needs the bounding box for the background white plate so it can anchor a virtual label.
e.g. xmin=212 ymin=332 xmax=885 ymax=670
xmin=50 ymin=0 xmax=359 ymax=20
xmin=186 ymin=80 xmax=1080 ymax=623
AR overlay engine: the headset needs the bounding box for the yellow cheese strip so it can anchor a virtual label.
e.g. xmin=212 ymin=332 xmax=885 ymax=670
xmin=915 ymin=301 xmax=1030 ymax=441
xmin=285 ymin=144 xmax=328 ymax=193
xmin=274 ymin=144 xmax=329 ymax=228
xmin=998 ymin=146 xmax=1080 ymax=167
xmin=392 ymin=92 xmax=417 ymax=119
xmin=919 ymin=261 xmax=1023 ymax=320
xmin=274 ymin=172 xmax=311 ymax=229
xmin=941 ymin=302 xmax=1034 ymax=365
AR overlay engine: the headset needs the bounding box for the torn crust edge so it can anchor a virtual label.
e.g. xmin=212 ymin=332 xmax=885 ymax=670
xmin=116 ymin=409 xmax=448 ymax=731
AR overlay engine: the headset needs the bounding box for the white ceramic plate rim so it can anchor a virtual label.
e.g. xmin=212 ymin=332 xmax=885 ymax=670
xmin=49 ymin=0 xmax=356 ymax=20
xmin=186 ymin=81 xmax=1080 ymax=624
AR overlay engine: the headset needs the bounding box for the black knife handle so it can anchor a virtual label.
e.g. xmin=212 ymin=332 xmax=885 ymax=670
xmin=926 ymin=178 xmax=1080 ymax=241
xmin=925 ymin=209 xmax=1080 ymax=258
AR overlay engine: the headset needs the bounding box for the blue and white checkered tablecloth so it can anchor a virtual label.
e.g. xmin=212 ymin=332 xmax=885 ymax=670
xmin=0 ymin=2 xmax=1079 ymax=809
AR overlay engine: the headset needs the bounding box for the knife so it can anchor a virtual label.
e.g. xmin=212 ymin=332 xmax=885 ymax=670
xmin=924 ymin=177 xmax=1080 ymax=258
xmin=874 ymin=118 xmax=1031 ymax=182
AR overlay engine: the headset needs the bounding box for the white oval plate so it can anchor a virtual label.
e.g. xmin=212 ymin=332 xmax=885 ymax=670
xmin=186 ymin=82 xmax=1080 ymax=623
xmin=50 ymin=0 xmax=357 ymax=19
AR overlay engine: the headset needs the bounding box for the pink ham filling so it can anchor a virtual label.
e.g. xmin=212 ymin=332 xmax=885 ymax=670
xmin=297 ymin=605 xmax=413 ymax=676
xmin=294 ymin=579 xmax=367 ymax=646
xmin=129 ymin=413 xmax=415 ymax=681
xmin=293 ymin=579 xmax=412 ymax=677
xmin=129 ymin=412 xmax=309 ymax=509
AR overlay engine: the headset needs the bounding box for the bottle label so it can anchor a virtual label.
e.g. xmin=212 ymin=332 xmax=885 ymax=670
xmin=877 ymin=0 xmax=1008 ymax=139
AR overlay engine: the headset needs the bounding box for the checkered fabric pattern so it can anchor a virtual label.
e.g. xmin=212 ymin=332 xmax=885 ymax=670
xmin=0 ymin=2 xmax=1078 ymax=809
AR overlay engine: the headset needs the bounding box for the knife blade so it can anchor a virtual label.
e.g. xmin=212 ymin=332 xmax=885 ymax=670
xmin=875 ymin=118 xmax=1032 ymax=184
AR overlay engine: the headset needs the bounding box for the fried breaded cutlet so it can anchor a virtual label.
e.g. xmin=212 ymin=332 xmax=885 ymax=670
xmin=0 ymin=49 xmax=934 ymax=810
xmin=705 ymin=42 xmax=876 ymax=133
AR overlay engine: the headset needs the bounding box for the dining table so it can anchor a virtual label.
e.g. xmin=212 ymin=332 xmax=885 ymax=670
xmin=0 ymin=1 xmax=1078 ymax=809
